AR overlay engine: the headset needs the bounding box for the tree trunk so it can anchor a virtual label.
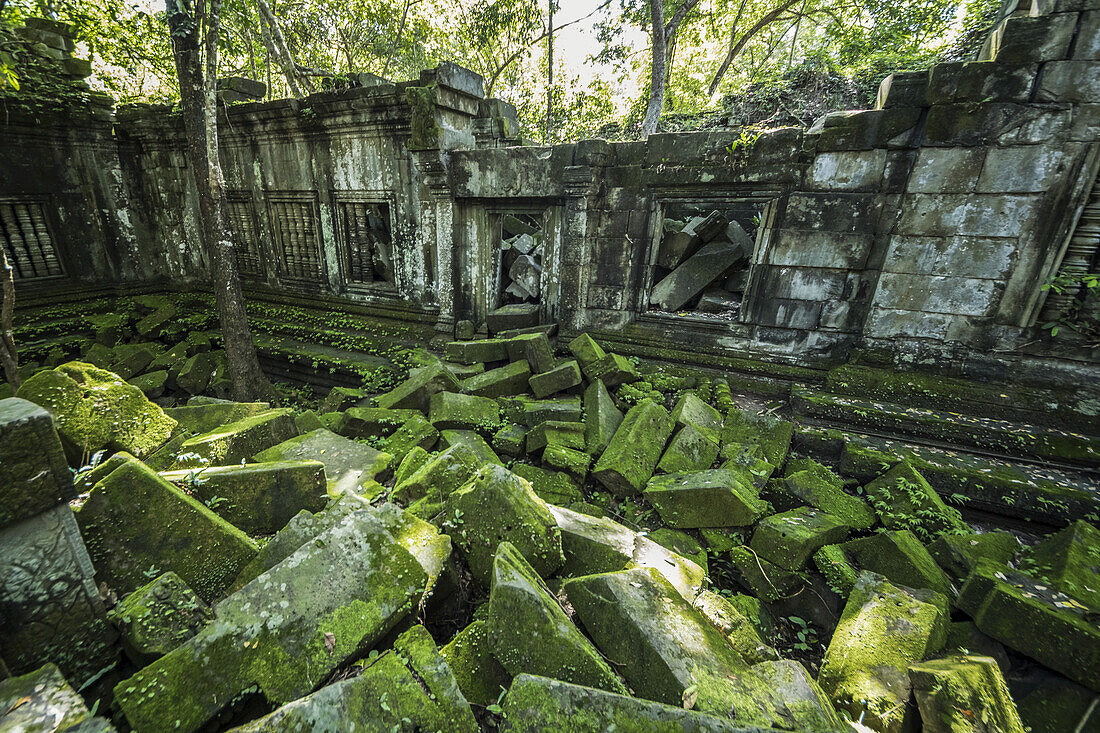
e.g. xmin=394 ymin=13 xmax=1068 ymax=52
xmin=641 ymin=0 xmax=666 ymax=137
xmin=0 ymin=248 xmax=19 ymax=389
xmin=545 ymin=0 xmax=553 ymax=142
xmin=167 ymin=0 xmax=269 ymax=401
xmin=256 ymin=0 xmax=313 ymax=96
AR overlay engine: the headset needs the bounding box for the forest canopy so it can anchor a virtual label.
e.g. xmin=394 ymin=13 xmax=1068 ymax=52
xmin=0 ymin=0 xmax=1003 ymax=141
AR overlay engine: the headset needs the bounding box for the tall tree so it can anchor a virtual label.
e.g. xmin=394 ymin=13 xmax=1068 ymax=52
xmin=166 ymin=0 xmax=269 ymax=401
xmin=641 ymin=0 xmax=700 ymax=136
xmin=0 ymin=249 xmax=19 ymax=389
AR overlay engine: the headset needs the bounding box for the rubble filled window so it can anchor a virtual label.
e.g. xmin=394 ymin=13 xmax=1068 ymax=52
xmin=647 ymin=201 xmax=764 ymax=319
xmin=0 ymin=199 xmax=64 ymax=280
xmin=338 ymin=200 xmax=395 ymax=287
xmin=497 ymin=212 xmax=544 ymax=305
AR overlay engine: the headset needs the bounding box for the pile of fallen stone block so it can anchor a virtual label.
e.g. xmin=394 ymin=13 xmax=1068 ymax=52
xmin=499 ymin=214 xmax=544 ymax=302
xmin=651 ymin=210 xmax=752 ymax=316
xmin=1 ymin=325 xmax=1097 ymax=733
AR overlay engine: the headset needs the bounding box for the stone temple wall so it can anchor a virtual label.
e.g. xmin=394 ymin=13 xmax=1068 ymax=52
xmin=2 ymin=0 xmax=1099 ymax=384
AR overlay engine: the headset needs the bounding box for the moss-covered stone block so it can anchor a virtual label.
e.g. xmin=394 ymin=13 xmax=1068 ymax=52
xmin=319 ymin=385 xmax=369 ymax=414
xmin=77 ymin=458 xmax=258 ymax=603
xmin=928 ymin=530 xmax=1018 ymax=581
xmin=252 ymin=428 xmax=392 ymax=497
xmin=439 ymin=428 xmax=503 ymax=466
xmin=341 ymin=406 xmax=420 ymax=438
xmin=440 ymin=618 xmax=511 ymax=707
xmin=1013 ymin=668 xmax=1100 ymax=733
xmin=563 ymin=567 xmax=747 ymax=716
xmin=0 ymin=663 xmax=101 ymax=733
xmin=107 ymin=571 xmax=212 ymax=667
xmin=719 ymin=659 xmax=842 ymax=730
xmin=547 ymin=504 xmax=705 ymax=599
xmin=130 ymin=369 xmax=168 ymax=399
xmin=501 ymin=673 xmax=751 ymax=732
xmin=814 ymin=544 xmax=858 ymax=597
xmin=543 ymin=444 xmax=591 ymax=483
xmin=17 ymin=362 xmax=178 ymax=462
xmin=445 ymin=338 xmax=510 ymax=364
xmin=671 ymin=392 xmax=722 ymax=440
xmin=719 ymin=408 xmax=793 ymax=468
xmin=114 ymin=510 xmax=430 ymax=733
xmin=529 ymin=360 xmax=582 ymax=399
xmin=567 ymin=333 xmax=606 ymax=368
xmin=173 ymin=409 xmax=297 ymax=468
xmin=462 ymin=359 xmax=531 ymax=397
xmin=1024 ymin=520 xmax=1100 ymax=611
xmin=645 ymin=469 xmax=767 ymax=528
xmin=110 ymin=343 xmax=158 ymax=380
xmin=818 ymin=572 xmax=948 ymax=732
xmin=581 ymin=352 xmax=639 ymax=387
xmin=942 ymin=621 xmax=1010 ymax=671
xmin=488 ymin=541 xmax=628 ymax=693
xmin=909 ymin=655 xmax=1025 ymax=733
xmin=657 ymin=424 xmax=720 ymax=474
xmin=583 ymin=379 xmax=623 ymax=455
xmin=518 ymin=395 xmax=583 ymax=426
xmin=511 ymin=463 xmax=583 ymax=506
xmin=175 ymin=352 xmax=217 ymax=395
xmin=750 ymin=506 xmax=851 ymax=571
xmin=444 ymin=465 xmax=564 ymax=585
xmin=782 ymin=467 xmax=874 ymax=530
xmin=841 ymin=529 xmax=954 ymax=598
xmin=527 ymin=419 xmax=585 ymax=453
xmin=647 ymin=527 xmax=708 ymax=574
xmin=957 ymin=560 xmax=1100 ymax=691
xmin=429 ymin=390 xmax=502 ymax=436
xmin=0 ymin=397 xmax=73 ymax=527
xmin=493 ymin=422 xmax=529 ymax=458
xmin=391 ymin=442 xmax=483 ymax=506
xmin=505 ymin=332 xmax=556 ymax=374
xmin=159 ymin=460 xmax=327 ymax=535
xmin=375 ymin=362 xmax=462 ymax=412
xmin=384 ymin=413 xmax=439 ymax=460
xmin=688 ymin=589 xmax=777 ymax=664
xmin=720 ymin=442 xmax=776 ymax=487
xmin=164 ymin=401 xmax=270 ymax=436
xmin=593 ymin=399 xmax=673 ymax=497
xmin=863 ymin=460 xmax=968 ymax=542
xmin=728 ymin=545 xmax=808 ymax=603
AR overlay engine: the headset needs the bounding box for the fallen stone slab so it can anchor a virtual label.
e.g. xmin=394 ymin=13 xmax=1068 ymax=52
xmin=493 ymin=422 xmax=529 ymax=458
xmin=488 ymin=541 xmax=628 ymax=693
xmin=529 ymin=360 xmax=582 ymax=398
xmin=384 ymin=413 xmax=440 ymax=460
xmin=0 ymin=663 xmax=113 ymax=733
xmin=909 ymin=655 xmax=1025 ymax=733
xmin=818 ymin=571 xmax=948 ymax=732
xmin=863 ymin=460 xmax=968 ymax=542
xmin=439 ymin=428 xmax=504 ymax=466
xmin=657 ymin=227 xmax=701 ymax=270
xmin=568 ymin=332 xmax=606 ymax=367
xmin=510 ymin=254 xmax=542 ymax=299
xmin=720 ymin=659 xmax=843 ymax=730
xmin=657 ymin=424 xmax=720 ymax=473
xmin=375 ymin=362 xmax=462 ymax=412
xmin=941 ymin=621 xmax=1010 ymax=671
xmin=111 ymin=343 xmax=159 ymax=380
xmin=175 ymin=352 xmax=218 ymax=395
xmin=814 ymin=544 xmax=859 ymax=597
xmin=114 ymin=510 xmax=430 ymax=733
xmin=1012 ymin=667 xmax=1100 ymax=733
xmin=563 ymin=567 xmax=748 ymax=716
xmin=341 ymin=406 xmax=420 ymax=438
xmin=583 ymin=380 xmax=623 ymax=454
xmin=671 ymin=392 xmax=723 ymax=438
xmin=526 ymin=419 xmax=585 ymax=453
xmin=462 ymin=360 xmax=532 ymax=397
xmin=17 ymin=361 xmax=178 ymax=461
xmin=445 ymin=338 xmax=510 ymax=364
xmin=750 ymin=506 xmax=851 ymax=571
xmin=319 ymin=385 xmax=369 ymax=413
xmin=840 ymin=530 xmax=954 ymax=598
xmin=928 ymin=530 xmax=1018 ymax=582
xmin=173 ymin=409 xmax=298 ymax=468
xmin=429 ymin=390 xmax=502 ymax=435
xmin=444 ymin=464 xmax=564 ymax=584
xmin=505 ymin=332 xmax=556 ymax=373
xmin=957 ymin=559 xmax=1100 ymax=691
xmin=511 ymin=463 xmax=583 ymax=505
xmin=688 ymin=590 xmax=777 ymax=664
xmin=543 ymin=444 xmax=591 ymax=483
xmin=650 ymin=236 xmax=749 ymax=312
xmin=1024 ymin=519 xmax=1100 ymax=611
xmin=159 ymin=460 xmax=327 ymax=535
xmin=548 ymin=504 xmax=705 ymax=600
xmin=516 ymin=395 xmax=583 ymax=426
xmin=781 ymin=465 xmax=875 ymax=530
xmin=720 ymin=408 xmax=793 ymax=468
xmin=164 ymin=401 xmax=271 ymax=435
xmin=227 ymin=625 xmax=478 ymax=733
xmin=107 ymin=571 xmax=213 ymax=667
xmin=487 ymin=303 xmax=540 ymax=334
xmin=77 ymin=457 xmax=258 ymax=603
xmin=391 ymin=442 xmax=483 ymax=507
xmin=0 ymin=397 xmax=73 ymax=526
xmin=645 ymin=469 xmax=767 ymax=528
xmin=728 ymin=545 xmax=809 ymax=603
xmin=581 ymin=352 xmax=639 ymax=387
xmin=440 ymin=617 xmax=511 ymax=707
xmin=592 ymin=399 xmax=673 ymax=496
xmin=253 ymin=428 xmax=393 ymax=496
xmin=502 ymin=673 xmax=761 ymax=732
xmin=130 ymin=369 xmax=168 ymax=399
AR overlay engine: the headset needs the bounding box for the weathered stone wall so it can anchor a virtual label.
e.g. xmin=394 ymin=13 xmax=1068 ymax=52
xmin=3 ymin=0 xmax=1098 ymax=384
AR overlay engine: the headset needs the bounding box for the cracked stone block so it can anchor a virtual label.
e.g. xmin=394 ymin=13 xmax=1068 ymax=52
xmin=645 ymin=469 xmax=767 ymax=528
xmin=253 ymin=428 xmax=393 ymax=496
xmin=107 ymin=571 xmax=213 ymax=667
xmin=462 ymin=360 xmax=531 ymax=397
xmin=173 ymin=409 xmax=298 ymax=468
xmin=509 ymin=254 xmax=542 ymax=300
xmin=592 ymin=399 xmax=673 ymax=496
xmin=391 ymin=442 xmax=483 ymax=507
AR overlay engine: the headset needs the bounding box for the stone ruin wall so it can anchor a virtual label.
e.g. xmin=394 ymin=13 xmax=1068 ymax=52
xmin=2 ymin=0 xmax=1099 ymax=392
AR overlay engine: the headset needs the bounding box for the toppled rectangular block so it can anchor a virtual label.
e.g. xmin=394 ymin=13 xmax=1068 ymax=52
xmin=719 ymin=408 xmax=793 ymax=467
xmin=520 ymin=395 xmax=583 ymax=426
xmin=1024 ymin=520 xmax=1100 ymax=611
xmin=77 ymin=458 xmax=258 ymax=603
xmin=645 ymin=469 xmax=767 ymax=528
xmin=543 ymin=444 xmax=591 ymax=483
xmin=592 ymin=399 xmax=673 ymax=496
xmin=909 ymin=655 xmax=1025 ymax=733
xmin=750 ymin=506 xmax=851 ymax=571
xmin=568 ymin=333 xmax=606 ymax=367
xmin=114 ymin=510 xmax=430 ymax=733
xmin=650 ymin=235 xmax=749 ymax=312
xmin=391 ymin=443 xmax=483 ymax=506
xmin=529 ymin=360 xmax=582 ymax=398
xmin=657 ymin=424 xmax=720 ymax=473
xmin=492 ymin=422 xmax=529 ymax=458
xmin=584 ymin=380 xmax=623 ymax=455
xmin=440 ymin=618 xmax=510 ymax=707
xmin=429 ymin=391 xmax=502 ymax=435
xmin=0 ymin=663 xmax=108 ymax=733
xmin=159 ymin=460 xmax=328 ymax=535
xmin=341 ymin=406 xmax=420 ymax=438
xmin=174 ymin=409 xmax=297 ymax=468
xmin=165 ymin=401 xmax=271 ymax=435
xmin=782 ymin=465 xmax=874 ymax=530
xmin=440 ymin=428 xmax=503 ymax=466
xmin=488 ymin=303 xmax=540 ymax=334
xmin=0 ymin=397 xmax=73 ymax=527
xmin=107 ymin=571 xmax=212 ymax=666
xmin=671 ymin=392 xmax=723 ymax=438
xmin=506 ymin=332 xmax=556 ymax=374
xmin=384 ymin=413 xmax=440 ymax=460
xmin=863 ymin=460 xmax=968 ymax=542
xmin=581 ymin=352 xmax=639 ymax=387
xmin=512 ymin=463 xmax=583 ymax=506
xmin=526 ymin=420 xmax=585 ymax=453
xmin=253 ymin=428 xmax=393 ymax=497
xmin=462 ymin=360 xmax=531 ymax=397
xmin=445 ymin=338 xmax=510 ymax=364
xmin=841 ymin=529 xmax=953 ymax=598
xmin=375 ymin=363 xmax=462 ymax=412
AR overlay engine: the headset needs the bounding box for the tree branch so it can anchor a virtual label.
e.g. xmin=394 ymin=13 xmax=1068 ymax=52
xmin=708 ymin=0 xmax=801 ymax=96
